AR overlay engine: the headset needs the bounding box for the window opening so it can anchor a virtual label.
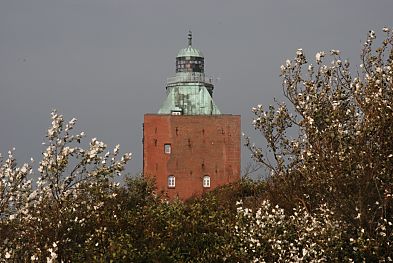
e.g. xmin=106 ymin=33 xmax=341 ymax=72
xmin=203 ymin=176 xmax=211 ymax=188
xmin=168 ymin=175 xmax=175 ymax=188
xmin=164 ymin=144 xmax=171 ymax=154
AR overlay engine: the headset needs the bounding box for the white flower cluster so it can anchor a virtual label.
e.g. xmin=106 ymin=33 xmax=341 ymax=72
xmin=0 ymin=149 xmax=32 ymax=220
xmin=235 ymin=200 xmax=344 ymax=262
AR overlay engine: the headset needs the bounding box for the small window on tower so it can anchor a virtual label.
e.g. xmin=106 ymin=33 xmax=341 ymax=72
xmin=164 ymin=144 xmax=171 ymax=154
xmin=203 ymin=175 xmax=211 ymax=188
xmin=168 ymin=175 xmax=175 ymax=188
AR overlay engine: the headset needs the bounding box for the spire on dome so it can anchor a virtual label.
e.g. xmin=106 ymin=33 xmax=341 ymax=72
xmin=176 ymin=31 xmax=203 ymax=58
xmin=188 ymin=30 xmax=192 ymax=46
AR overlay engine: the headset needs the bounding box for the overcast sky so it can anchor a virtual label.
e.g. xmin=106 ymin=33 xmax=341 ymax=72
xmin=1 ymin=0 xmax=392 ymax=176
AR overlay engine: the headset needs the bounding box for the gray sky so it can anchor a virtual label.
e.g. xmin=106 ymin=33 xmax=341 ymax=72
xmin=1 ymin=0 xmax=392 ymax=176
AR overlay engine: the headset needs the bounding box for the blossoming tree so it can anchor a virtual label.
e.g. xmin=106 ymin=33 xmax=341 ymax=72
xmin=244 ymin=28 xmax=393 ymax=260
xmin=0 ymin=110 xmax=131 ymax=262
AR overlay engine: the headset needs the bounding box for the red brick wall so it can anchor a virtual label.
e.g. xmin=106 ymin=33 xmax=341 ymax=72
xmin=143 ymin=114 xmax=241 ymax=200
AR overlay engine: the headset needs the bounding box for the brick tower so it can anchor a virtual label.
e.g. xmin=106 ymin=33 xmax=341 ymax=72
xmin=143 ymin=32 xmax=240 ymax=200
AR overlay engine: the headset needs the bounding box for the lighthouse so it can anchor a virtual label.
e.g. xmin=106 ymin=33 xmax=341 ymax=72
xmin=143 ymin=32 xmax=240 ymax=200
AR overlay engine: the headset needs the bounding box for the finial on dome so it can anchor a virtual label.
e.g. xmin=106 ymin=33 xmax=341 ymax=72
xmin=176 ymin=31 xmax=203 ymax=58
xmin=188 ymin=30 xmax=192 ymax=46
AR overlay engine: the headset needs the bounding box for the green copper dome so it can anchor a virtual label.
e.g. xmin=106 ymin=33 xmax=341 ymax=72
xmin=176 ymin=31 xmax=204 ymax=58
xmin=177 ymin=46 xmax=204 ymax=58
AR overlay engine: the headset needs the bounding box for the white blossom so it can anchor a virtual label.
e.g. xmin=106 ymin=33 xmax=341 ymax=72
xmin=315 ymin=51 xmax=325 ymax=63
